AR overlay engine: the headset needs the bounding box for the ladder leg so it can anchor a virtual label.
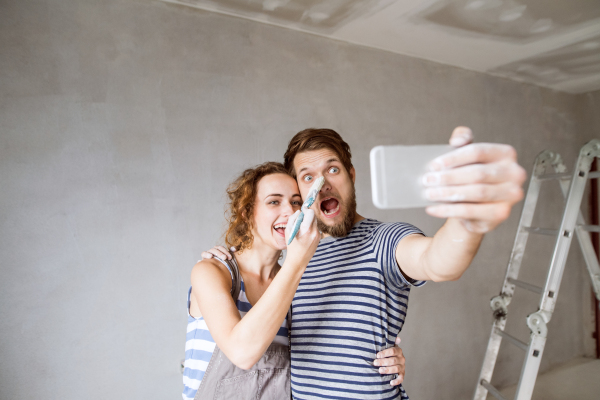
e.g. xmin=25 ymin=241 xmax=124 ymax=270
xmin=560 ymin=150 xmax=600 ymax=300
xmin=555 ymin=145 xmax=600 ymax=303
xmin=473 ymin=151 xmax=559 ymax=400
xmin=501 ymin=151 xmax=563 ymax=300
xmin=514 ymin=140 xmax=600 ymax=399
xmin=575 ymin=216 xmax=600 ymax=302
xmin=539 ymin=141 xmax=600 ymax=316
xmin=515 ymin=332 xmax=547 ymax=399
xmin=473 ymin=317 xmax=507 ymax=399
xmin=474 ymin=140 xmax=600 ymax=400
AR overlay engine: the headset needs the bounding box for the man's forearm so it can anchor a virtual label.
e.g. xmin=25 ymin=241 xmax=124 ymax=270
xmin=420 ymin=218 xmax=484 ymax=281
xmin=397 ymin=127 xmax=525 ymax=282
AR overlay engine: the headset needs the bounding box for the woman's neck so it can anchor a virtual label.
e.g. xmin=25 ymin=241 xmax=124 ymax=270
xmin=234 ymin=242 xmax=281 ymax=282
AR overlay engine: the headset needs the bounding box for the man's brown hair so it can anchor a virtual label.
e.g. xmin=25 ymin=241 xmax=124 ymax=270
xmin=283 ymin=128 xmax=353 ymax=177
xmin=224 ymin=162 xmax=290 ymax=253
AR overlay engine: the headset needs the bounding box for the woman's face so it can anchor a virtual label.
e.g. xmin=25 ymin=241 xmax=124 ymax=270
xmin=252 ymin=173 xmax=302 ymax=251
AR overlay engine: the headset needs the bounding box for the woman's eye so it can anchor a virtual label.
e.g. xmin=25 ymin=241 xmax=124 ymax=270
xmin=269 ymin=201 xmax=279 ymax=205
xmin=329 ymin=167 xmax=339 ymax=174
xmin=303 ymin=175 xmax=313 ymax=182
xmin=292 ymin=201 xmax=302 ymax=206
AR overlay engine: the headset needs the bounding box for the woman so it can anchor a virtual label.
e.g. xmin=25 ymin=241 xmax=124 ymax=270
xmin=182 ymin=162 xmax=320 ymax=400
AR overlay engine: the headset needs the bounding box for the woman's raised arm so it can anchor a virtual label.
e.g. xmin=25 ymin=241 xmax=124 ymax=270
xmin=191 ymin=210 xmax=319 ymax=369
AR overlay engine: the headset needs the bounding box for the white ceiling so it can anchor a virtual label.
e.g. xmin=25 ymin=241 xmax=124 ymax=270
xmin=161 ymin=0 xmax=600 ymax=94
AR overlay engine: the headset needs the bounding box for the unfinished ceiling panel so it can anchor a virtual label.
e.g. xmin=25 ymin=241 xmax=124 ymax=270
xmin=491 ymin=35 xmax=600 ymax=92
xmin=159 ymin=0 xmax=600 ymax=93
xmin=417 ymin=0 xmax=600 ymax=41
xmin=164 ymin=0 xmax=394 ymax=34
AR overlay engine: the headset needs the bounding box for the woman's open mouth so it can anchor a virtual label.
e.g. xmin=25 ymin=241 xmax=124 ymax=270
xmin=273 ymin=223 xmax=287 ymax=237
xmin=320 ymin=197 xmax=341 ymax=218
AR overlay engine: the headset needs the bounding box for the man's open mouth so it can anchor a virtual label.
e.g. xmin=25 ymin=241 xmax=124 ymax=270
xmin=273 ymin=223 xmax=287 ymax=237
xmin=320 ymin=197 xmax=341 ymax=218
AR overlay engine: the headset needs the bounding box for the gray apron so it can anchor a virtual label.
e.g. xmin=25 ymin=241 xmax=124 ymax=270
xmin=194 ymin=257 xmax=291 ymax=400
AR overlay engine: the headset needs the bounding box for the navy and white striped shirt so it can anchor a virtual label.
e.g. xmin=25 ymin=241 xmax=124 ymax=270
xmin=290 ymin=218 xmax=425 ymax=400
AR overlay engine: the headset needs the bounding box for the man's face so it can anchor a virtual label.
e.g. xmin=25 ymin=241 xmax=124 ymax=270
xmin=293 ymin=149 xmax=357 ymax=237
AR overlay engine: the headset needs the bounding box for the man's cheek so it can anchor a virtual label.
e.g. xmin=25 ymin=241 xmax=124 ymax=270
xmin=316 ymin=215 xmax=329 ymax=226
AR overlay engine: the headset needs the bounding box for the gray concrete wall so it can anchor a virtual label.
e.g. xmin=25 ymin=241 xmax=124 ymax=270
xmin=0 ymin=0 xmax=597 ymax=398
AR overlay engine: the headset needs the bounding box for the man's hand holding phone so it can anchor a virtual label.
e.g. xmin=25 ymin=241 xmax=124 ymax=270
xmin=423 ymin=126 xmax=527 ymax=233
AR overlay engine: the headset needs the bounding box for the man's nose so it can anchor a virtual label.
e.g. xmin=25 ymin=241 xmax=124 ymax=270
xmin=320 ymin=177 xmax=332 ymax=193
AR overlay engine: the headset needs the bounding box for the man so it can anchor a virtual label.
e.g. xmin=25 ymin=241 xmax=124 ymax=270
xmin=205 ymin=126 xmax=526 ymax=399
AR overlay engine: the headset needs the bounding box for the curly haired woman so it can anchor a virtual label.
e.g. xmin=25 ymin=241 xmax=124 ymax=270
xmin=182 ymin=162 xmax=320 ymax=399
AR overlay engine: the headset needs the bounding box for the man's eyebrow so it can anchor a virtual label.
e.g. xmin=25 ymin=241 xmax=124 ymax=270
xmin=298 ymin=166 xmax=310 ymax=175
xmin=297 ymin=158 xmax=340 ymax=175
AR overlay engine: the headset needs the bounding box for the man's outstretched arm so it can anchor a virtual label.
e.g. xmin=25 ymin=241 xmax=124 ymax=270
xmin=396 ymin=127 xmax=527 ymax=282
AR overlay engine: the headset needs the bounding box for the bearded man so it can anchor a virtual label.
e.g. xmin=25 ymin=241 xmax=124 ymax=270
xmin=204 ymin=126 xmax=526 ymax=400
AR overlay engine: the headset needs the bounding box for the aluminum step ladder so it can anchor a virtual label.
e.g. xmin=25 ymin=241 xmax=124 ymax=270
xmin=473 ymin=139 xmax=600 ymax=400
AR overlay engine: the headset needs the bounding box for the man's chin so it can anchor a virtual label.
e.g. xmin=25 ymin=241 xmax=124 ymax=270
xmin=317 ymin=188 xmax=357 ymax=238
xmin=317 ymin=210 xmax=355 ymax=238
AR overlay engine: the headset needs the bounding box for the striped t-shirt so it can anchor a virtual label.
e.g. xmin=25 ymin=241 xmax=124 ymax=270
xmin=182 ymin=268 xmax=289 ymax=400
xmin=290 ymin=218 xmax=425 ymax=400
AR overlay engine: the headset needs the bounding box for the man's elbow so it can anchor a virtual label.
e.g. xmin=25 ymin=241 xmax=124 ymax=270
xmin=429 ymin=270 xmax=464 ymax=282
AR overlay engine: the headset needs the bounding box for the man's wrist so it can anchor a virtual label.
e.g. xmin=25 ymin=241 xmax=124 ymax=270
xmin=446 ymin=217 xmax=486 ymax=241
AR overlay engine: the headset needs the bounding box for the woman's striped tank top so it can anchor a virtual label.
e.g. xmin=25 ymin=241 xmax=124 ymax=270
xmin=182 ymin=262 xmax=289 ymax=400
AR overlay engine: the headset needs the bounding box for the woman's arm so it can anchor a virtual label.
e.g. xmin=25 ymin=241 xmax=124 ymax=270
xmin=192 ymin=210 xmax=320 ymax=370
xmin=199 ymin=248 xmax=409 ymax=384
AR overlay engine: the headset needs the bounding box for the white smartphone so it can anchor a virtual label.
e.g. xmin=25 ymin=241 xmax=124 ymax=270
xmin=370 ymin=144 xmax=454 ymax=209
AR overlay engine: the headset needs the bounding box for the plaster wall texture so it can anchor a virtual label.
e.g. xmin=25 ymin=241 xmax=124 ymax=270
xmin=0 ymin=0 xmax=598 ymax=398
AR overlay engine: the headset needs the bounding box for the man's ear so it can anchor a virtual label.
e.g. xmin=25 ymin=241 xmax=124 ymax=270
xmin=349 ymin=166 xmax=356 ymax=184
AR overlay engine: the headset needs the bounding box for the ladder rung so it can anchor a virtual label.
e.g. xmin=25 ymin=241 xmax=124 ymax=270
xmin=537 ymin=171 xmax=600 ymax=181
xmin=507 ymin=277 xmax=543 ymax=294
xmin=494 ymin=327 xmax=529 ymax=351
xmin=480 ymin=379 xmax=507 ymax=400
xmin=578 ymin=224 xmax=600 ymax=232
xmin=523 ymin=226 xmax=559 ymax=236
xmin=537 ymin=172 xmax=571 ymax=181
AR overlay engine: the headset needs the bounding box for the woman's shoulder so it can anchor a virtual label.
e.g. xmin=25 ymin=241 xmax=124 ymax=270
xmin=191 ymin=258 xmax=233 ymax=290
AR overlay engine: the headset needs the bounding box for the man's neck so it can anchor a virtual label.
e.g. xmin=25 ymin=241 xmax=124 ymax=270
xmin=353 ymin=212 xmax=365 ymax=225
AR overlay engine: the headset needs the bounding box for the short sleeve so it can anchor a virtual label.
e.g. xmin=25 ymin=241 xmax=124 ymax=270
xmin=373 ymin=222 xmax=426 ymax=290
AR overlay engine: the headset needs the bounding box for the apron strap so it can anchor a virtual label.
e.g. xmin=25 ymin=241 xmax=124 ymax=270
xmin=228 ymin=257 xmax=242 ymax=301
xmin=212 ymin=256 xmax=242 ymax=301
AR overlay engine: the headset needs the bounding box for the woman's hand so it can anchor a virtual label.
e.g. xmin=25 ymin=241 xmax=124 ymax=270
xmin=283 ymin=209 xmax=320 ymax=269
xmin=199 ymin=210 xmax=321 ymax=267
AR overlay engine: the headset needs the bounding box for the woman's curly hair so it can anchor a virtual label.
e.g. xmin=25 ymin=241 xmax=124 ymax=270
xmin=224 ymin=162 xmax=291 ymax=253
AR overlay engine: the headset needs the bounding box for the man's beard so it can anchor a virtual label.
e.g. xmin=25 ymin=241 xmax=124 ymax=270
xmin=316 ymin=188 xmax=357 ymax=238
